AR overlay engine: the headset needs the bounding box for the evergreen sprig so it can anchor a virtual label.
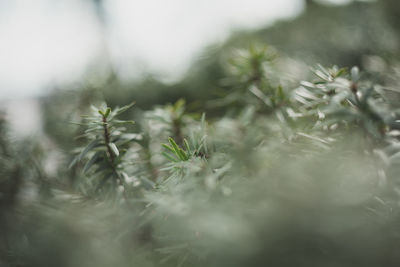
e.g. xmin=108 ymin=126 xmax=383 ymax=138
xmin=70 ymin=102 xmax=138 ymax=196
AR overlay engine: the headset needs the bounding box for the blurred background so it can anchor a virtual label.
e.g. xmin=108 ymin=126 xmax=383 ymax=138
xmin=0 ymin=0 xmax=399 ymax=137
xmin=2 ymin=2 xmax=400 ymax=266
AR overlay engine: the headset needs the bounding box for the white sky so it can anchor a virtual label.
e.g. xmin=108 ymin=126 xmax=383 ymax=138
xmin=6 ymin=0 xmax=369 ymax=100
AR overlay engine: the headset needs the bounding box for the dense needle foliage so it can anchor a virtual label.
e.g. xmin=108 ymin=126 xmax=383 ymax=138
xmin=3 ymin=41 xmax=400 ymax=267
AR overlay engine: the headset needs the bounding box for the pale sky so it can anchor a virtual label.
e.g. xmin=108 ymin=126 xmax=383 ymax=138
xmin=0 ymin=0 xmax=308 ymax=99
xmin=0 ymin=0 xmax=357 ymax=135
xmin=0 ymin=0 xmax=356 ymax=100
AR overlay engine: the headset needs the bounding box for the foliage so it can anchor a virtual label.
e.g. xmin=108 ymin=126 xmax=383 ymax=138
xmin=69 ymin=102 xmax=139 ymax=198
xmin=4 ymin=39 xmax=400 ymax=267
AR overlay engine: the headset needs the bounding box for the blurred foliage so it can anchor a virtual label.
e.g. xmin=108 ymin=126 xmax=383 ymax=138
xmin=3 ymin=0 xmax=400 ymax=266
xmin=41 ymin=0 xmax=400 ymax=134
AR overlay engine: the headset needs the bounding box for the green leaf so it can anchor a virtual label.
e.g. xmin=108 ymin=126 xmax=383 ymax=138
xmin=79 ymin=139 xmax=100 ymax=161
xmin=115 ymin=102 xmax=135 ymax=116
xmin=178 ymin=149 xmax=188 ymax=160
xmin=109 ymin=143 xmax=119 ymax=157
xmin=184 ymin=139 xmax=192 ymax=155
xmin=168 ymin=137 xmax=188 ymax=161
xmin=161 ymin=151 xmax=179 ymax=162
xmin=83 ymin=151 xmax=101 ymax=174
xmin=168 ymin=137 xmax=180 ymax=154
xmin=277 ymin=85 xmax=285 ymax=100
xmin=162 ymin=143 xmax=175 ymax=154
xmin=351 ymin=66 xmax=360 ymax=82
xmin=335 ymin=67 xmax=347 ymax=78
xmin=68 ymin=156 xmax=79 ymax=169
xmin=112 ymin=119 xmax=135 ymax=125
xmin=104 ymin=107 xmax=111 ymax=118
xmin=173 ymin=98 xmax=186 ymax=111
